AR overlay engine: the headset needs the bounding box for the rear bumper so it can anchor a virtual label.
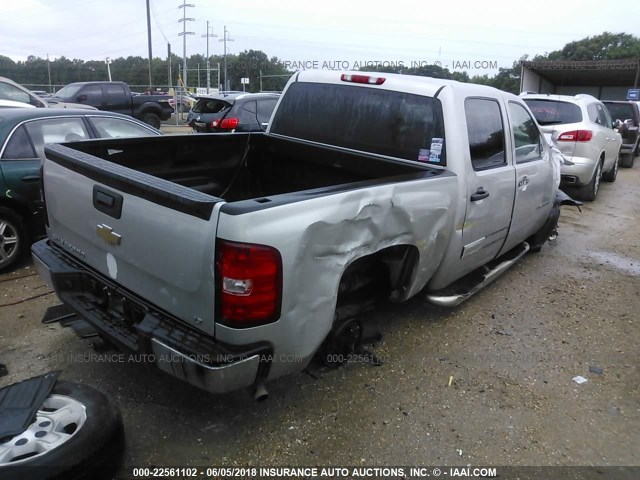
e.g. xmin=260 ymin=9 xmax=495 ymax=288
xmin=560 ymin=156 xmax=597 ymax=185
xmin=31 ymin=239 xmax=270 ymax=394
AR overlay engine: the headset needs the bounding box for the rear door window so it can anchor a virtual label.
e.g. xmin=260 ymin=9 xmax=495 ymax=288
xmin=523 ymin=99 xmax=582 ymax=125
xmin=104 ymin=84 xmax=127 ymax=106
xmin=24 ymin=117 xmax=90 ymax=156
xmin=79 ymin=85 xmax=103 ymax=104
xmin=271 ymin=82 xmax=446 ymax=165
xmin=465 ymin=98 xmax=506 ymax=170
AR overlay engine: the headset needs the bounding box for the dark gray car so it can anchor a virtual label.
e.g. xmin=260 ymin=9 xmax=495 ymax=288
xmin=187 ymin=92 xmax=279 ymax=133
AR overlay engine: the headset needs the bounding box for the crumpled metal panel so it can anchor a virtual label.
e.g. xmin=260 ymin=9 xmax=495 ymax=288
xmin=215 ymin=174 xmax=458 ymax=379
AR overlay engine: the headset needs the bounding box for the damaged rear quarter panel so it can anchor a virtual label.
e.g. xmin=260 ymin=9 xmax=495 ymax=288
xmin=215 ymin=174 xmax=457 ymax=379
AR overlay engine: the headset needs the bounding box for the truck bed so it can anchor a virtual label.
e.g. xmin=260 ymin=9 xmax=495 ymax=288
xmin=61 ymin=133 xmax=438 ymax=205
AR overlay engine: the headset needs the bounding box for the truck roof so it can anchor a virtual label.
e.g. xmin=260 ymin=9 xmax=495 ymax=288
xmin=294 ymin=69 xmax=514 ymax=100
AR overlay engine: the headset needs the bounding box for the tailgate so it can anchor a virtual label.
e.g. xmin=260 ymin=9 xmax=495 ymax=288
xmin=42 ymin=143 xmax=221 ymax=335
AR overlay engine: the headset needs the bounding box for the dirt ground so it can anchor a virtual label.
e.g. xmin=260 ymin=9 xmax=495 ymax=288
xmin=1 ymin=156 xmax=639 ymax=477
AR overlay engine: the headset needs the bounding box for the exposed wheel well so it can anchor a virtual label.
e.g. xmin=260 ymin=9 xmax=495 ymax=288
xmin=337 ymin=245 xmax=419 ymax=308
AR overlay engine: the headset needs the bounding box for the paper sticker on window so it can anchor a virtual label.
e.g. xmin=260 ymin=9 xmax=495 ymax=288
xmin=429 ymin=151 xmax=441 ymax=163
xmin=417 ymin=148 xmax=430 ymax=162
xmin=430 ymin=137 xmax=444 ymax=154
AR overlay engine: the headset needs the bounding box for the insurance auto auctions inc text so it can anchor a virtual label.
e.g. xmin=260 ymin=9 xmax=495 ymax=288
xmin=282 ymin=60 xmax=498 ymax=70
xmin=254 ymin=466 xmax=498 ymax=477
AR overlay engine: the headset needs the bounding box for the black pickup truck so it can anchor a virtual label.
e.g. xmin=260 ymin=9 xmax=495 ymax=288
xmin=50 ymin=81 xmax=173 ymax=128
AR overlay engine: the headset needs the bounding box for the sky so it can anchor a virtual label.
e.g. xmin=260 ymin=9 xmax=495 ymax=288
xmin=2 ymin=0 xmax=640 ymax=78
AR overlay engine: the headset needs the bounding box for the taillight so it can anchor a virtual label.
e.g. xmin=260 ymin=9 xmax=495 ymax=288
xmin=216 ymin=240 xmax=282 ymax=327
xmin=557 ymin=130 xmax=592 ymax=142
xmin=219 ymin=117 xmax=240 ymax=129
xmin=340 ymin=74 xmax=385 ymax=85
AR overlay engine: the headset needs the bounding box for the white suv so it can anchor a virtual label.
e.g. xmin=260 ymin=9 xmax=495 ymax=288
xmin=522 ymin=93 xmax=622 ymax=201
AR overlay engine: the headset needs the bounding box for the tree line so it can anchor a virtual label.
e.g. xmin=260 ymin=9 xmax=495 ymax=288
xmin=1 ymin=32 xmax=638 ymax=95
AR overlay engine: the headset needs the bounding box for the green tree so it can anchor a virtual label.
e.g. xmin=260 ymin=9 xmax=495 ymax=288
xmin=539 ymin=32 xmax=640 ymax=61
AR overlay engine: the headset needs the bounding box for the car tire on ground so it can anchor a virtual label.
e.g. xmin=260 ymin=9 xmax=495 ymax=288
xmin=577 ymin=159 xmax=602 ymax=202
xmin=0 ymin=207 xmax=27 ymax=273
xmin=0 ymin=381 xmax=124 ymax=480
xmin=141 ymin=112 xmax=161 ymax=129
xmin=602 ymin=151 xmax=619 ymax=182
xmin=620 ymin=151 xmax=635 ymax=168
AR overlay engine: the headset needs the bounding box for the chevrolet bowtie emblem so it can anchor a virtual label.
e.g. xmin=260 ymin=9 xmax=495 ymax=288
xmin=96 ymin=224 xmax=122 ymax=246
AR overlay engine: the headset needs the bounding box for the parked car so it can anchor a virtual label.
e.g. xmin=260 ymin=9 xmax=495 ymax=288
xmin=0 ymin=109 xmax=161 ymax=272
xmin=187 ymin=92 xmax=279 ymax=132
xmin=522 ymin=93 xmax=622 ymax=201
xmin=30 ymin=89 xmax=52 ymax=98
xmin=32 ymin=71 xmax=580 ymax=395
xmin=50 ymin=81 xmax=173 ymax=128
xmin=0 ymin=99 xmax=36 ymax=108
xmin=602 ymin=100 xmax=640 ymax=167
xmin=0 ymin=77 xmax=95 ymax=110
xmin=168 ymin=91 xmax=197 ymax=113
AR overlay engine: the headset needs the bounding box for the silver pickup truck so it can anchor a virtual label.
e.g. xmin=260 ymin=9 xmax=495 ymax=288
xmin=32 ymin=70 xmax=573 ymax=395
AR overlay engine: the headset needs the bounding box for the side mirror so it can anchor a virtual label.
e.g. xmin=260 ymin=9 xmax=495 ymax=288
xmin=613 ymin=119 xmax=623 ymax=129
xmin=77 ymin=94 xmax=88 ymax=102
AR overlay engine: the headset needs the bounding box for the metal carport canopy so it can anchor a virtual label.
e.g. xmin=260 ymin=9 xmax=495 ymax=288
xmin=521 ymin=59 xmax=640 ymax=88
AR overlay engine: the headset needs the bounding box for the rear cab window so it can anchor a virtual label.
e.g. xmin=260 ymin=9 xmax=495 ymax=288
xmin=270 ymin=82 xmax=446 ymax=166
xmin=523 ymin=99 xmax=582 ymax=125
xmin=604 ymin=103 xmax=635 ymax=123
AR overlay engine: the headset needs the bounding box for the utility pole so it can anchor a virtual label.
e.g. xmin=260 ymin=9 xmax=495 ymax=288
xmin=146 ymin=0 xmax=153 ymax=89
xmin=219 ymin=26 xmax=234 ymax=91
xmin=202 ymin=21 xmax=217 ymax=94
xmin=167 ymin=43 xmax=172 ymax=89
xmin=46 ymin=53 xmax=52 ymax=93
xmin=178 ymin=0 xmax=195 ymax=90
xmin=105 ymin=57 xmax=112 ymax=81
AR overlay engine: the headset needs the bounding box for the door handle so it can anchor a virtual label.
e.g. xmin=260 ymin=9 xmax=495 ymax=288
xmin=93 ymin=185 xmax=123 ymax=219
xmin=470 ymin=187 xmax=490 ymax=202
xmin=21 ymin=175 xmax=41 ymax=182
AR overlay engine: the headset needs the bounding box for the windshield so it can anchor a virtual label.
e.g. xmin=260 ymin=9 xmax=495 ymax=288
xmin=54 ymin=84 xmax=84 ymax=99
xmin=271 ymin=82 xmax=446 ymax=165
xmin=523 ymin=99 xmax=582 ymax=125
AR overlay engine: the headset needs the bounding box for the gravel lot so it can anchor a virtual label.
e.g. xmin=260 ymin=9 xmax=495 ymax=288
xmin=1 ymin=155 xmax=638 ymax=477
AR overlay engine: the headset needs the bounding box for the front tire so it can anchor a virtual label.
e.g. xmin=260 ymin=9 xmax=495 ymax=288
xmin=0 ymin=207 xmax=27 ymax=273
xmin=577 ymin=160 xmax=602 ymax=202
xmin=0 ymin=381 xmax=124 ymax=480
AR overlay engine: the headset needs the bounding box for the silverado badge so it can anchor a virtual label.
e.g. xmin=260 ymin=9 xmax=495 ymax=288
xmin=96 ymin=224 xmax=122 ymax=246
